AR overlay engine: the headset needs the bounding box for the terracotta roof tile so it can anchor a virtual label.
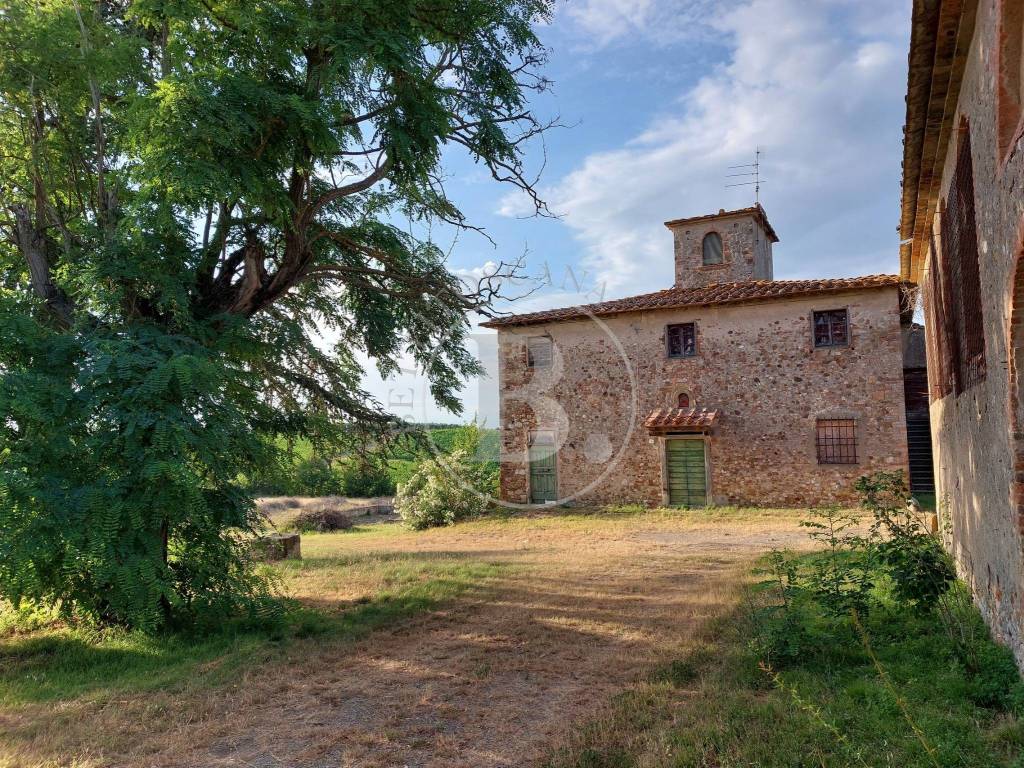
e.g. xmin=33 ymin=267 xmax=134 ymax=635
xmin=644 ymin=407 xmax=720 ymax=432
xmin=481 ymin=275 xmax=904 ymax=328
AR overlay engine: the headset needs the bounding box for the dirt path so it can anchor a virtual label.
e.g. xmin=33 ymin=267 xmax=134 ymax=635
xmin=5 ymin=512 xmax=815 ymax=768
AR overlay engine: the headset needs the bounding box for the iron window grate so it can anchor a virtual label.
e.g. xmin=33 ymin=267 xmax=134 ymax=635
xmin=816 ymin=419 xmax=858 ymax=465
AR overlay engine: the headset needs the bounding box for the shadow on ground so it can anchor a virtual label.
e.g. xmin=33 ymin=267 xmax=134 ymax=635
xmin=1 ymin=514 xmax=810 ymax=768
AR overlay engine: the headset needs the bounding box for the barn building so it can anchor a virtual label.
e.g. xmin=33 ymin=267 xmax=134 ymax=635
xmin=899 ymin=0 xmax=1024 ymax=668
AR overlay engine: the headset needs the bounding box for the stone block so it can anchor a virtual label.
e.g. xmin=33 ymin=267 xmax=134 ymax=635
xmin=253 ymin=532 xmax=301 ymax=561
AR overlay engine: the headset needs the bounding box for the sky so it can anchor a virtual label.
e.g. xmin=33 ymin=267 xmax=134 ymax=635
xmin=365 ymin=0 xmax=914 ymax=426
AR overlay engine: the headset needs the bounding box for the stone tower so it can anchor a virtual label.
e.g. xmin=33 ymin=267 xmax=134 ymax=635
xmin=664 ymin=204 xmax=779 ymax=290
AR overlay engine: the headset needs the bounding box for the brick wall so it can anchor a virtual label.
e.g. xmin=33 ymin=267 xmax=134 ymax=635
xmin=920 ymin=0 xmax=1024 ymax=669
xmin=497 ymin=287 xmax=908 ymax=508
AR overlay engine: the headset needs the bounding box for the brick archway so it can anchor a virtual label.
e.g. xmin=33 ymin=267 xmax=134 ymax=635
xmin=1007 ymin=221 xmax=1024 ymax=533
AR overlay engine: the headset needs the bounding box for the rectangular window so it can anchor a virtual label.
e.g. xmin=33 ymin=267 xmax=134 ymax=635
xmin=924 ymin=236 xmax=954 ymax=401
xmin=527 ymin=336 xmax=552 ymax=369
xmin=666 ymin=323 xmax=697 ymax=358
xmin=941 ymin=123 xmax=986 ymax=393
xmin=813 ymin=309 xmax=849 ymax=348
xmin=997 ymin=0 xmax=1024 ymax=161
xmin=816 ymin=419 xmax=858 ymax=465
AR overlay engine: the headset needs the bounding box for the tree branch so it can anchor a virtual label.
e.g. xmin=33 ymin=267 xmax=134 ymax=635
xmin=10 ymin=204 xmax=75 ymax=327
xmin=304 ymin=153 xmax=392 ymax=222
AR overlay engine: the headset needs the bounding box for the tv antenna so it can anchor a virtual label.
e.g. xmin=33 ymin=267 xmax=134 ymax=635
xmin=726 ymin=148 xmax=765 ymax=203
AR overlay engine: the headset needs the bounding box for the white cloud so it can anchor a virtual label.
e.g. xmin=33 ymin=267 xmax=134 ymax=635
xmin=519 ymin=0 xmax=911 ymax=297
xmin=560 ymin=0 xmax=733 ymax=48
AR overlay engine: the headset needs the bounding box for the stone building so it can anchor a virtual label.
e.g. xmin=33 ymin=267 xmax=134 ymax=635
xmin=899 ymin=0 xmax=1024 ymax=666
xmin=483 ymin=205 xmax=912 ymax=509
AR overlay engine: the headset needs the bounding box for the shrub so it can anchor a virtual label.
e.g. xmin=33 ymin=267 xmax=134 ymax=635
xmin=337 ymin=459 xmax=395 ymax=497
xmin=290 ymin=503 xmax=354 ymax=533
xmin=395 ymin=450 xmax=489 ymax=530
xmin=294 ymin=457 xmax=345 ymax=496
xmin=387 ymin=459 xmax=419 ymax=490
xmin=476 ymin=460 xmax=500 ymax=498
xmin=750 ymin=549 xmax=816 ymax=665
xmin=800 ymin=507 xmax=876 ymax=618
xmin=965 ymin=640 xmax=1024 ymax=712
xmin=855 ymin=471 xmax=955 ymax=612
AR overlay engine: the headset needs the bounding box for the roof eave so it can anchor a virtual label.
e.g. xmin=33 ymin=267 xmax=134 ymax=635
xmin=481 ymin=278 xmax=906 ymax=329
xmin=663 ymin=204 xmax=780 ymax=243
xmin=899 ymin=0 xmax=979 ymax=284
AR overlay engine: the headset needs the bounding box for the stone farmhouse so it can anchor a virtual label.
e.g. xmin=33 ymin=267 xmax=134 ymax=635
xmin=483 ymin=205 xmax=913 ymax=509
xmin=899 ymin=0 xmax=1024 ymax=667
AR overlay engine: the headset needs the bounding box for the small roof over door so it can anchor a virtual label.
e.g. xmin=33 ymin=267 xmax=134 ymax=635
xmin=644 ymin=407 xmax=720 ymax=434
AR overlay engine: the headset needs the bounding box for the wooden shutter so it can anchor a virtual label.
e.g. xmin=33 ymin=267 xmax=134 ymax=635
xmin=924 ymin=235 xmax=954 ymax=401
xmin=941 ymin=123 xmax=986 ymax=393
xmin=527 ymin=336 xmax=552 ymax=368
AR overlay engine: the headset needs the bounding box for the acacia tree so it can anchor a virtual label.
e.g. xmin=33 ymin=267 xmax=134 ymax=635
xmin=0 ymin=0 xmax=553 ymax=629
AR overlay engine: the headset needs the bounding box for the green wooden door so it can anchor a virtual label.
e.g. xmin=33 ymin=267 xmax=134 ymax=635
xmin=529 ymin=441 xmax=558 ymax=503
xmin=666 ymin=439 xmax=707 ymax=507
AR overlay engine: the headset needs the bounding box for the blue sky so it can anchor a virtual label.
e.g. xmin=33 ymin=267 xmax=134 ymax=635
xmin=364 ymin=0 xmax=914 ymax=425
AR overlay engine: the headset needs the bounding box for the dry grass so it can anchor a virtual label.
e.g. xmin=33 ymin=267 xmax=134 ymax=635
xmin=257 ymin=495 xmax=396 ymax=530
xmin=0 ymin=507 xmax=819 ymax=768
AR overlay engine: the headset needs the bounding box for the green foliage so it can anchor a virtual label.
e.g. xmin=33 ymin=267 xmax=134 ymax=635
xmin=965 ymin=639 xmax=1024 ymax=713
xmin=744 ymin=472 xmax=1021 ymax=760
xmin=800 ymin=507 xmax=876 ymax=618
xmin=395 ymin=449 xmax=489 ymax=529
xmin=336 ymin=459 xmax=395 ymax=497
xmin=856 ymin=471 xmax=956 ymax=612
xmin=0 ymin=552 xmax=504 ymax=706
xmin=750 ymin=550 xmax=815 ymax=665
xmin=547 ymin=581 xmax=1024 ymax=768
xmin=277 ymin=455 xmax=396 ymax=497
xmin=386 ymin=459 xmax=420 ymax=490
xmin=246 ymin=426 xmax=498 ymax=497
xmin=0 ymin=1 xmax=553 ymax=628
xmin=293 ymin=458 xmax=346 ymax=497
xmin=0 ymin=322 xmax=281 ymax=630
xmin=748 ymin=474 xmax=949 ymax=664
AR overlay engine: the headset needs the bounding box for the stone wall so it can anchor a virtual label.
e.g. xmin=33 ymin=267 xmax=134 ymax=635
xmin=919 ymin=0 xmax=1024 ymax=669
xmin=670 ymin=212 xmax=774 ymax=290
xmin=497 ymin=287 xmax=909 ymax=508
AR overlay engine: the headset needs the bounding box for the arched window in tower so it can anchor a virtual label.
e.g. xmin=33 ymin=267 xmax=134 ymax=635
xmin=702 ymin=232 xmax=723 ymax=265
xmin=677 ymin=391 xmax=692 ymax=409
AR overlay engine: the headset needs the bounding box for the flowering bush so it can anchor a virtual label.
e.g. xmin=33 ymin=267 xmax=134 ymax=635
xmin=395 ymin=450 xmax=489 ymax=530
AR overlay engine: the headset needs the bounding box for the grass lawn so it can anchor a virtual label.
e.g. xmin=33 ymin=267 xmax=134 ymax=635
xmin=914 ymin=491 xmax=938 ymax=511
xmin=1 ymin=507 xmax=1021 ymax=768
xmin=0 ymin=533 xmax=505 ymax=708
xmin=544 ymin=568 xmax=1024 ymax=768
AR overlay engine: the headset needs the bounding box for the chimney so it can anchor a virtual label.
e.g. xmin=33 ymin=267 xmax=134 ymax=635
xmin=664 ymin=204 xmax=779 ymax=290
